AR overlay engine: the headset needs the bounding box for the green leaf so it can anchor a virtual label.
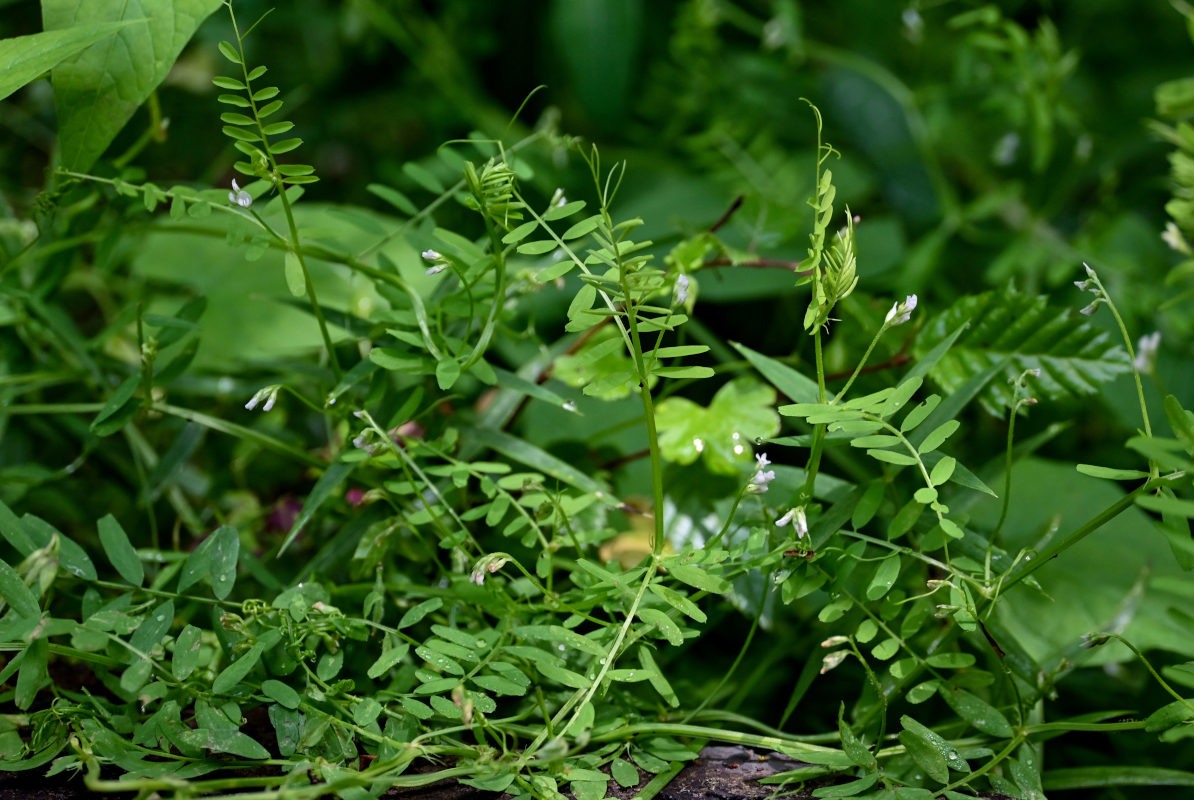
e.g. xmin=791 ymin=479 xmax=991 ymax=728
xmin=209 ymin=525 xmax=239 ymax=600
xmin=535 ymin=661 xmax=589 ymax=689
xmin=90 ymin=372 xmax=141 ymax=437
xmin=731 ymin=341 xmax=819 ymax=403
xmin=917 ymin=420 xmax=960 ymax=454
xmin=502 ymin=220 xmax=539 ymax=244
xmin=0 ymin=558 xmax=39 ymax=619
xmin=562 ymin=214 xmax=602 ymax=240
xmin=177 ymin=727 xmax=269 ymax=760
xmin=213 ymin=640 xmax=266 ymax=695
xmin=471 ymin=674 xmax=526 ymax=696
xmin=128 ymin=600 xmax=174 ymax=661
xmin=44 ymin=0 xmax=224 ymax=170
xmin=638 ymin=646 xmax=680 ymax=707
xmin=461 ymin=426 xmax=612 ymax=498
xmin=838 ymin=703 xmax=874 ymax=768
xmin=638 ymin=607 xmax=684 ymax=646
xmin=929 ymin=456 xmax=956 ymax=486
xmin=516 ymin=240 xmax=558 ymax=256
xmin=611 ymin=757 xmax=640 ymax=788
xmin=899 ymin=716 xmax=963 ymax=784
xmin=1043 ymin=766 xmax=1194 ymax=790
xmin=866 ymin=449 xmax=918 ymax=466
xmin=172 ymin=624 xmax=203 ymax=680
xmin=262 ymin=679 xmax=301 ymax=709
xmin=402 ymin=161 xmax=443 ymax=193
xmin=269 ymin=705 xmax=303 ymax=757
xmin=939 ymin=686 xmax=1014 ymax=738
xmin=283 ymin=251 xmax=305 ymax=297
xmin=97 ymin=514 xmax=143 ymax=586
xmin=279 ymin=460 xmax=355 ymax=556
xmin=866 ymin=555 xmax=901 ymax=601
xmin=665 ymin=562 xmax=731 ymax=594
xmin=1164 ymin=394 xmax=1194 ymax=452
xmin=0 ymin=20 xmax=137 ymax=102
xmin=0 ymin=498 xmax=36 ymax=556
xmin=914 ymin=290 xmax=1131 ymax=415
xmin=1076 ymin=464 xmax=1150 ymax=480
xmin=649 ymin=583 xmax=706 ymax=623
xmin=655 ymin=378 xmax=780 ymax=475
xmin=901 ymin=395 xmax=942 ymax=433
xmin=436 ymin=358 xmax=461 ymax=390
xmin=367 ymin=643 xmax=410 ymax=679
xmin=15 ymin=637 xmax=48 ymax=710
xmin=367 ymin=183 xmax=418 ymax=215
xmin=178 ymin=532 xmax=213 ymax=593
xmin=398 ymin=597 xmax=442 ymax=629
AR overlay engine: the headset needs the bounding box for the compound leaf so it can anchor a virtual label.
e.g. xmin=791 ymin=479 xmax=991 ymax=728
xmin=44 ymin=0 xmax=224 ymax=171
xmin=914 ymin=290 xmax=1131 ymax=415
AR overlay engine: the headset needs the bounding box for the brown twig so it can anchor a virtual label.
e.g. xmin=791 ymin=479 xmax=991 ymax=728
xmin=710 ymin=195 xmax=745 ymax=233
xmin=701 ymin=257 xmax=810 ymax=272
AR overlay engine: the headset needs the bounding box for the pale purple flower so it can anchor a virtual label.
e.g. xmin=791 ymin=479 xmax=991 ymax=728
xmin=885 ymin=294 xmax=917 ymax=326
xmin=776 ymin=507 xmax=808 ymax=538
xmin=1135 ymin=331 xmax=1161 ymax=373
xmin=228 ymin=179 xmax=252 ymax=208
xmin=674 ymin=274 xmax=690 ymax=305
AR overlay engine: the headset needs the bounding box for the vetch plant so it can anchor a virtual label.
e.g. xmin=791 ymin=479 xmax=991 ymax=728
xmin=2 ymin=3 xmax=1194 ymax=800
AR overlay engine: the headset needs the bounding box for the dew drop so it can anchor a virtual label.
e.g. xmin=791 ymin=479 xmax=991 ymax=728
xmin=693 ymin=437 xmax=705 ymax=453
xmin=599 ymin=658 xmax=606 ymax=665
xmin=558 ymin=644 xmax=566 ymax=651
xmin=475 ymin=640 xmax=486 ymax=648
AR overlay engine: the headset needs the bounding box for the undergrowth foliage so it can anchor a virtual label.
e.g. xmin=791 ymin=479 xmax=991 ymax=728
xmin=3 ymin=3 xmax=1194 ymax=800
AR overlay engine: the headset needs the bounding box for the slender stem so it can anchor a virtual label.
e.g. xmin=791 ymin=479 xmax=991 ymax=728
xmin=228 ymin=4 xmax=340 ymax=379
xmin=834 ymin=323 xmax=888 ymax=401
xmin=1097 ymin=633 xmax=1194 ymax=716
xmin=800 ymin=330 xmax=827 ymax=504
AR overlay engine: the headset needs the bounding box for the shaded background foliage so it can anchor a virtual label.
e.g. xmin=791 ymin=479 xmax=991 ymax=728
xmin=3 ymin=0 xmax=1194 ymax=796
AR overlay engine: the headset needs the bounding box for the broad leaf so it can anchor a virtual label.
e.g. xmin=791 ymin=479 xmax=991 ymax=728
xmin=0 ymin=20 xmax=136 ymax=102
xmin=44 ymin=0 xmax=224 ymax=170
xmin=914 ymin=290 xmax=1131 ymax=414
xmin=655 ymin=378 xmax=780 ymax=475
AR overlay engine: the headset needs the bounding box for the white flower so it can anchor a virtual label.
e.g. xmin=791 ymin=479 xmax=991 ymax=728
xmin=1162 ymin=222 xmax=1191 ymax=255
xmin=1079 ymin=301 xmax=1098 ymax=316
xmin=550 ymin=188 xmax=567 ymax=208
xmin=421 ymin=249 xmax=442 ymax=261
xmin=884 ymin=294 xmax=917 ymax=326
xmin=750 ymin=469 xmax=775 ymax=493
xmin=1135 ymin=331 xmax=1161 ymax=374
xmin=748 ymin=452 xmax=775 ymax=493
xmin=245 ymin=384 xmax=280 ymax=412
xmin=228 ymin=179 xmax=252 ymax=208
xmin=425 ymin=264 xmax=447 ymax=276
xmin=776 ymin=507 xmax=808 ymax=538
xmin=674 ymin=274 xmax=690 ymax=305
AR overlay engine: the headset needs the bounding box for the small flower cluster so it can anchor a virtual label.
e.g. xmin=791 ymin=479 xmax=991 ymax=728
xmin=1073 ymin=263 xmax=1104 ymax=316
xmin=674 ymin=274 xmax=690 ymax=305
xmin=776 ymin=506 xmax=808 ymax=538
xmin=470 ymin=553 xmax=512 ymax=585
xmin=885 ymin=294 xmax=917 ymax=326
xmin=422 ymin=249 xmax=447 ymax=275
xmin=1135 ymin=331 xmax=1161 ymax=374
xmin=749 ymin=452 xmax=775 ymax=493
xmin=244 ymin=384 xmax=281 ymax=412
xmin=1162 ymin=222 xmax=1191 ymax=255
